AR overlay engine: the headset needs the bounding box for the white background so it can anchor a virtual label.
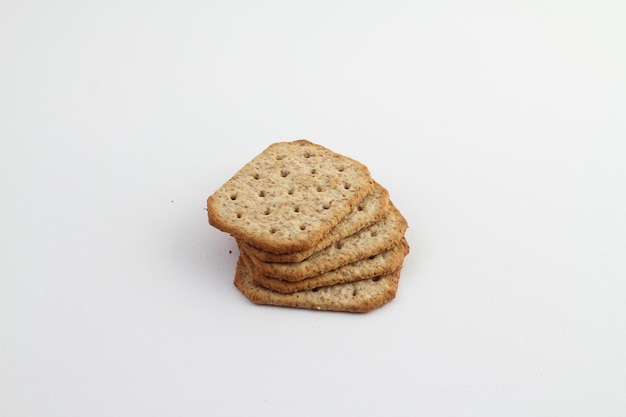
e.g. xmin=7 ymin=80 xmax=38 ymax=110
xmin=2 ymin=0 xmax=625 ymax=416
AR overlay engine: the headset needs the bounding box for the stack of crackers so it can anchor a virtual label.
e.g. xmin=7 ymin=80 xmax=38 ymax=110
xmin=207 ymin=140 xmax=409 ymax=313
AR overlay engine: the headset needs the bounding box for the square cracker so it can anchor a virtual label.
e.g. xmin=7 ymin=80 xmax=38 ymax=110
xmin=239 ymin=181 xmax=390 ymax=263
xmin=207 ymin=140 xmax=374 ymax=254
xmin=234 ymin=255 xmax=404 ymax=313
xmin=245 ymin=238 xmax=409 ymax=293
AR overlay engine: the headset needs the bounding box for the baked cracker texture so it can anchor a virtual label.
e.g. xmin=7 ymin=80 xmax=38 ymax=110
xmin=235 ymin=255 xmax=404 ymax=313
xmin=242 ymin=204 xmax=408 ymax=281
xmin=207 ymin=140 xmax=374 ymax=254
xmin=239 ymin=181 xmax=391 ymax=263
xmin=245 ymin=238 xmax=410 ymax=294
xmin=206 ymin=139 xmax=411 ymax=313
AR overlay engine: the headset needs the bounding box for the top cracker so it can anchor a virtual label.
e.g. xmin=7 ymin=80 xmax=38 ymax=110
xmin=207 ymin=140 xmax=374 ymax=254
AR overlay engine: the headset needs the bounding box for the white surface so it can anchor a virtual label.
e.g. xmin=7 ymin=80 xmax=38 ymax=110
xmin=2 ymin=1 xmax=625 ymax=416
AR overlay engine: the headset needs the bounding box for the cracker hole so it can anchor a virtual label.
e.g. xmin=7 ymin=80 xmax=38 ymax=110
xmin=230 ymin=193 xmax=237 ymax=200
xmin=311 ymin=287 xmax=319 ymax=292
xmin=258 ymin=190 xmax=266 ymax=197
xmin=344 ymin=183 xmax=351 ymax=190
xmin=322 ymin=203 xmax=330 ymax=210
xmin=352 ymin=289 xmax=358 ymax=297
xmin=280 ymin=169 xmax=290 ymax=177
xmin=253 ymin=173 xmax=260 ymax=180
xmin=335 ymin=242 xmax=343 ymax=250
xmin=368 ymin=255 xmax=377 ymax=260
xmin=300 ymin=224 xmax=306 ymax=231
xmin=270 ymin=228 xmax=277 ymax=234
xmin=304 ymin=151 xmax=312 ymax=158
xmin=310 ymin=168 xmax=317 ymax=175
xmin=294 ymin=206 xmax=300 ymax=213
xmin=264 ymin=208 xmax=271 ymax=215
xmin=316 ymin=186 xmax=323 ymax=192
xmin=287 ymin=188 xmax=294 ymax=195
xmin=372 ymin=276 xmax=381 ymax=282
xmin=357 ymin=205 xmax=364 ymax=211
xmin=236 ymin=212 xmax=242 ymax=219
xmin=336 ymin=166 xmax=345 ymax=172
xmin=276 ymin=155 xmax=284 ymax=160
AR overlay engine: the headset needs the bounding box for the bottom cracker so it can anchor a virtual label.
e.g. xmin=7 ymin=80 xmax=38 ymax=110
xmin=234 ymin=255 xmax=403 ymax=313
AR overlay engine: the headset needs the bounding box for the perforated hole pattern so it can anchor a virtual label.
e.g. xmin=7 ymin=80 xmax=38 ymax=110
xmin=212 ymin=141 xmax=373 ymax=249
